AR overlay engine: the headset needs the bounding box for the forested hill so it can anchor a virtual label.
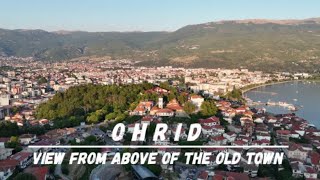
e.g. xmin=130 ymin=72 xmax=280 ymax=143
xmin=1 ymin=18 xmax=320 ymax=72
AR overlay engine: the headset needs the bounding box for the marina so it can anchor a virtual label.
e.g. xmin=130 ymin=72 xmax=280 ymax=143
xmin=245 ymin=98 xmax=299 ymax=111
xmin=244 ymin=81 xmax=320 ymax=128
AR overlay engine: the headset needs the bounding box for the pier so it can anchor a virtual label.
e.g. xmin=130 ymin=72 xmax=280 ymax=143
xmin=249 ymin=90 xmax=277 ymax=95
xmin=245 ymin=97 xmax=299 ymax=111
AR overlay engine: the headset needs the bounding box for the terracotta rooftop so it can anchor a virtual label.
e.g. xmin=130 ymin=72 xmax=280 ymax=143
xmin=0 ymin=159 xmax=19 ymax=172
xmin=10 ymin=152 xmax=32 ymax=162
xmin=24 ymin=166 xmax=49 ymax=180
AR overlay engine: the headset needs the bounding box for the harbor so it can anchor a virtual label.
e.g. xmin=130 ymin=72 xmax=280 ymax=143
xmin=244 ymin=81 xmax=320 ymax=128
xmin=245 ymin=97 xmax=299 ymax=111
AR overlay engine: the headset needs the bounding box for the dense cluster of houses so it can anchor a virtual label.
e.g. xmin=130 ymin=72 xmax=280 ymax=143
xmin=0 ymin=125 xmax=108 ymax=180
xmin=0 ymin=136 xmax=49 ymax=180
xmin=114 ymin=95 xmax=320 ymax=179
xmin=130 ymin=87 xmax=204 ymax=118
xmin=276 ymin=114 xmax=320 ymax=179
xmin=1 ymin=98 xmax=320 ymax=179
xmin=185 ymin=68 xmax=294 ymax=97
xmin=0 ymin=57 xmax=318 ymax=179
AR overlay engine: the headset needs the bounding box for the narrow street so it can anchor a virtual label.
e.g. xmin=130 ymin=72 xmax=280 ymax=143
xmin=54 ymin=164 xmax=71 ymax=180
xmin=90 ymin=162 xmax=125 ymax=180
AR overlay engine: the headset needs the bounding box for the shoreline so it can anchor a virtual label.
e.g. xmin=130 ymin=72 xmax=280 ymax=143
xmin=241 ymin=79 xmax=320 ymax=94
xmin=242 ymin=79 xmax=320 ymax=128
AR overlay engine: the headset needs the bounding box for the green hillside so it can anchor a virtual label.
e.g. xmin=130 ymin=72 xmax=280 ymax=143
xmin=1 ymin=18 xmax=320 ymax=72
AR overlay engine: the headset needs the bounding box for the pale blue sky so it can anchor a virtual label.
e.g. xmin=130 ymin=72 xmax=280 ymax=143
xmin=0 ymin=0 xmax=319 ymax=32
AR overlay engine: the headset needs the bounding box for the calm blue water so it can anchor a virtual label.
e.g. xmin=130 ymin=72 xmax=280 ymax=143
xmin=244 ymin=81 xmax=320 ymax=128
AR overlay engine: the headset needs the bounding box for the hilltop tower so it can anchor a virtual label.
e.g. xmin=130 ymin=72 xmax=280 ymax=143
xmin=158 ymin=97 xmax=163 ymax=109
xmin=6 ymin=83 xmax=11 ymax=93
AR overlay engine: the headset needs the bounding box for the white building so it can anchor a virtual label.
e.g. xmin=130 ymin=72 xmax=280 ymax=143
xmin=158 ymin=97 xmax=163 ymax=109
xmin=190 ymin=95 xmax=204 ymax=109
xmin=0 ymin=148 xmax=13 ymax=160
xmin=0 ymin=93 xmax=10 ymax=106
xmin=19 ymin=134 xmax=37 ymax=145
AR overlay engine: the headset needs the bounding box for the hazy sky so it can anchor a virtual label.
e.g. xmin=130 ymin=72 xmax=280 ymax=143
xmin=0 ymin=0 xmax=319 ymax=32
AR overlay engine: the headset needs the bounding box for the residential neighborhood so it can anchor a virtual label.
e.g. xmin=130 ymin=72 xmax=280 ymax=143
xmin=0 ymin=57 xmax=319 ymax=180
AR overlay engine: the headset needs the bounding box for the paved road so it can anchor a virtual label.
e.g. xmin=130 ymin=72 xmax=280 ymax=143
xmin=55 ymin=164 xmax=71 ymax=180
xmin=90 ymin=162 xmax=123 ymax=180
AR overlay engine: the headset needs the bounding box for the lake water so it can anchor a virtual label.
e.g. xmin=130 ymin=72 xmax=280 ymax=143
xmin=244 ymin=81 xmax=320 ymax=128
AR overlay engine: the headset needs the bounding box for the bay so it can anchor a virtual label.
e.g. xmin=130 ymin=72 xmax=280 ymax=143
xmin=244 ymin=81 xmax=320 ymax=128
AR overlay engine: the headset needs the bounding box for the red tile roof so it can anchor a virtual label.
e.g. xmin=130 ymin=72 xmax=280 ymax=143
xmin=276 ymin=130 xmax=291 ymax=135
xmin=305 ymin=166 xmax=317 ymax=174
xmin=198 ymin=171 xmax=208 ymax=180
xmin=33 ymin=139 xmax=56 ymax=146
xmin=310 ymin=151 xmax=320 ymax=165
xmin=213 ymin=174 xmax=224 ymax=180
xmin=128 ymin=124 xmax=135 ymax=127
xmin=211 ymin=136 xmax=225 ymax=141
xmin=236 ymin=107 xmax=246 ymax=111
xmin=213 ymin=125 xmax=224 ymax=129
xmin=19 ymin=134 xmax=35 ymax=139
xmin=0 ymin=137 xmax=10 ymax=143
xmin=156 ymin=108 xmax=173 ymax=113
xmin=289 ymin=143 xmax=307 ymax=152
xmin=166 ymin=99 xmax=183 ymax=111
xmin=199 ymin=116 xmax=220 ymax=124
xmin=226 ymin=132 xmax=236 ymax=136
xmin=233 ymin=140 xmax=246 ymax=146
xmin=202 ymin=125 xmax=212 ymax=130
xmin=24 ymin=166 xmax=48 ymax=180
xmin=141 ymin=116 xmax=153 ymax=121
xmin=215 ymin=171 xmax=250 ymax=180
xmin=10 ymin=152 xmax=32 ymax=162
xmin=0 ymin=159 xmax=19 ymax=171
xmin=190 ymin=95 xmax=203 ymax=99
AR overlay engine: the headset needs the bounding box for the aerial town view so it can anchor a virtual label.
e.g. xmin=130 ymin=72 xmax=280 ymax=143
xmin=1 ymin=1 xmax=320 ymax=180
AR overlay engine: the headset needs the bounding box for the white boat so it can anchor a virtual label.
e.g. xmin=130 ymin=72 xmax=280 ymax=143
xmin=308 ymin=124 xmax=316 ymax=128
xmin=267 ymin=101 xmax=277 ymax=106
xmin=288 ymin=105 xmax=298 ymax=111
xmin=278 ymin=101 xmax=290 ymax=107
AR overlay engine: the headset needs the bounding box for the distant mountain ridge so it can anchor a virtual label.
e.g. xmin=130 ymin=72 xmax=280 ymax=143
xmin=1 ymin=17 xmax=320 ymax=72
xmin=216 ymin=17 xmax=320 ymax=25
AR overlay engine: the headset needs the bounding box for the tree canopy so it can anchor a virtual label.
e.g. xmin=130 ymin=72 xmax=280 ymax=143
xmin=36 ymin=83 xmax=153 ymax=122
xmin=183 ymin=102 xmax=196 ymax=114
xmin=200 ymin=100 xmax=218 ymax=116
xmin=224 ymin=88 xmax=244 ymax=101
xmin=14 ymin=173 xmax=36 ymax=180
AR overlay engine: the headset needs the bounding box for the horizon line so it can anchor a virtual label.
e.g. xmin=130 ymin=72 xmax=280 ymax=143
xmin=1 ymin=17 xmax=320 ymax=33
xmin=28 ymin=145 xmax=289 ymax=149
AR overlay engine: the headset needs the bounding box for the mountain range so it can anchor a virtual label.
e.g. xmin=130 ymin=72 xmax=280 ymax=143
xmin=1 ymin=18 xmax=320 ymax=72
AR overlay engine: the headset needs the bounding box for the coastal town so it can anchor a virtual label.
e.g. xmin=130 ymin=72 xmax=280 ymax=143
xmin=0 ymin=56 xmax=320 ymax=180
